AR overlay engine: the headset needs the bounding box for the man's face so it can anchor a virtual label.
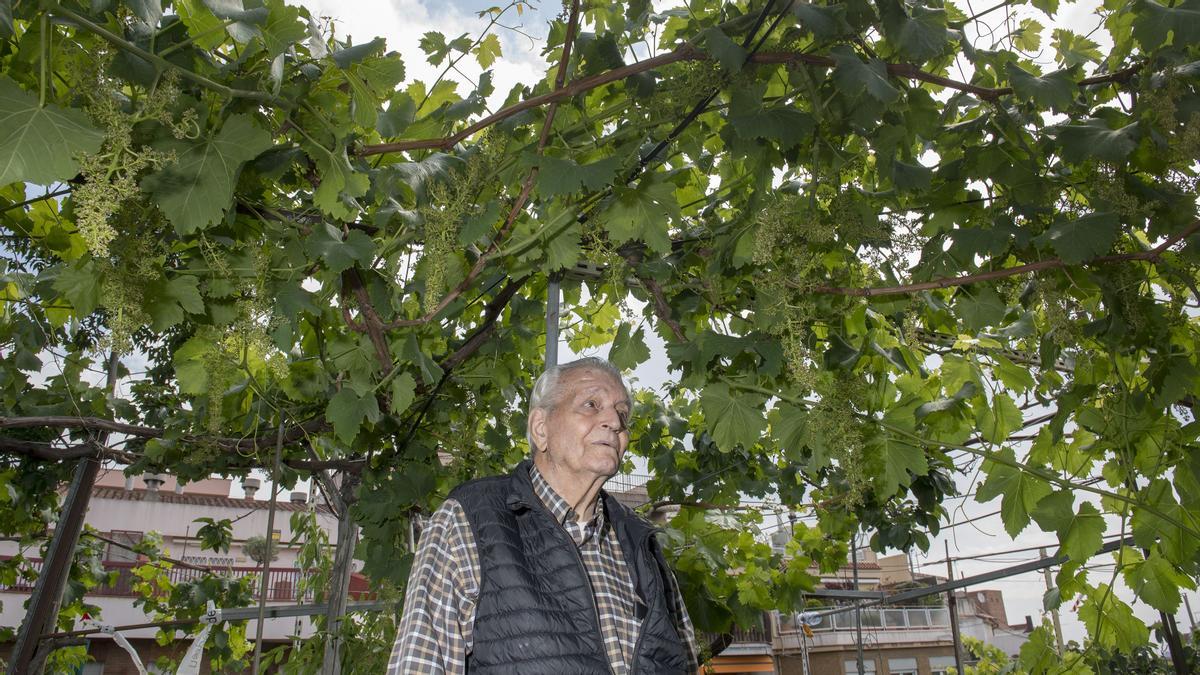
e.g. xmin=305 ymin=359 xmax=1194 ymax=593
xmin=530 ymin=368 xmax=631 ymax=483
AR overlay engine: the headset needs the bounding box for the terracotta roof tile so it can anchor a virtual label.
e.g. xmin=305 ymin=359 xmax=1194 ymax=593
xmin=92 ymin=486 xmax=332 ymax=514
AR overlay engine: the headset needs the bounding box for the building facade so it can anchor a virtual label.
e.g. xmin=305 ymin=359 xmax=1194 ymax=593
xmin=0 ymin=468 xmax=350 ymax=673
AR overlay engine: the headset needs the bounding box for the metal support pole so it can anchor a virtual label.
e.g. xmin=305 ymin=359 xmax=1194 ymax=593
xmin=322 ymin=472 xmax=360 ymax=675
xmin=799 ymin=620 xmax=811 ymax=675
xmin=852 ymin=535 xmax=864 ymax=675
xmin=251 ymin=423 xmax=285 ymax=673
xmin=1160 ymin=611 xmax=1188 ymax=675
xmin=1184 ymin=594 xmax=1197 ymax=634
xmin=946 ymin=542 xmax=965 ymax=675
xmin=1040 ymin=547 xmax=1065 ymax=655
xmin=545 ymin=274 xmax=561 ymax=368
xmin=10 ymin=352 xmax=119 ymax=675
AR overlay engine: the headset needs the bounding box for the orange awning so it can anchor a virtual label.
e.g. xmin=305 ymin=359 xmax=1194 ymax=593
xmin=703 ymin=654 xmax=776 ymax=673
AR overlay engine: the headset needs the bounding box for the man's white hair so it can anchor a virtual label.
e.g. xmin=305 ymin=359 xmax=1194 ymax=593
xmin=527 ymin=357 xmax=631 ymax=453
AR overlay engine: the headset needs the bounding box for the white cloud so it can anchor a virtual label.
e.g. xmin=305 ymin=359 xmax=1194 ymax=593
xmin=299 ymin=0 xmax=550 ymax=111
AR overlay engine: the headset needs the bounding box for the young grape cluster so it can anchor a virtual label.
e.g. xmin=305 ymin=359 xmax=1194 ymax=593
xmin=73 ymin=67 xmax=191 ymax=258
xmin=419 ymin=135 xmax=506 ymax=313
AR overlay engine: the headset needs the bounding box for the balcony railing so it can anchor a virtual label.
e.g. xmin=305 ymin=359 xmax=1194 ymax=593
xmin=704 ymin=612 xmax=773 ymax=647
xmin=778 ymin=606 xmax=951 ymax=634
xmin=1 ymin=557 xmax=312 ymax=602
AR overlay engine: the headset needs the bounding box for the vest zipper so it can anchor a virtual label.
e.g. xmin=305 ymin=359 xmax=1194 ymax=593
xmin=627 ymin=529 xmax=658 ymax=675
xmin=561 ymin=521 xmax=616 ymax=675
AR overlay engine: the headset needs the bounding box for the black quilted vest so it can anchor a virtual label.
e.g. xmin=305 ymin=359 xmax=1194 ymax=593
xmin=448 ymin=461 xmax=691 ymax=675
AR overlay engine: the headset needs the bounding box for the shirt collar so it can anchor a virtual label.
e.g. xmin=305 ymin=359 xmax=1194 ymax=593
xmin=528 ymin=463 xmax=607 ymax=533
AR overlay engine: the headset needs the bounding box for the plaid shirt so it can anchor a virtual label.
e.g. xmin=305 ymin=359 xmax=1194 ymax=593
xmin=388 ymin=464 xmax=700 ymax=674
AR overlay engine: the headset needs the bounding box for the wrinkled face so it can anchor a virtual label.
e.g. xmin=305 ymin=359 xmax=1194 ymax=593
xmin=530 ymin=368 xmax=631 ymax=483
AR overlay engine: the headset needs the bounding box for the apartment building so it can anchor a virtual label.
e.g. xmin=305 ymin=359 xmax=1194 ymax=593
xmin=0 ymin=468 xmax=352 ymax=673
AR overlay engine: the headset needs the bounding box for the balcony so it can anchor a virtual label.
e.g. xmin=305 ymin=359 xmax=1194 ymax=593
xmin=1 ymin=557 xmax=313 ymax=602
xmin=775 ymin=606 xmax=954 ymax=653
xmin=704 ymin=612 xmax=774 ymax=658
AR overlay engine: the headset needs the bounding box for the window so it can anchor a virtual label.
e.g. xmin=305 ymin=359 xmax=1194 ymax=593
xmin=888 ymin=657 xmax=918 ymax=675
xmin=105 ymin=530 xmax=143 ymax=563
xmin=844 ymin=660 xmax=877 ymax=674
xmin=929 ymin=655 xmax=957 ymax=675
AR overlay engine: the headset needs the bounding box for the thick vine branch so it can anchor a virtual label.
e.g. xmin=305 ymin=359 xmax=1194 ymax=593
xmin=0 ymin=437 xmax=102 ymax=461
xmin=342 ymin=268 xmax=392 ymax=370
xmin=811 ymin=218 xmax=1200 ymax=297
xmin=359 ymin=50 xmax=1143 ymax=157
xmin=633 ymin=269 xmax=686 ymax=342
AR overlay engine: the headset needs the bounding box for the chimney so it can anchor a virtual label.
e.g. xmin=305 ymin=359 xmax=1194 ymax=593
xmin=124 ymin=475 xmax=134 ymax=491
xmin=174 ymin=481 xmax=184 ymax=494
xmin=290 ymin=490 xmax=307 ymax=504
xmin=243 ymin=477 xmax=261 ymax=500
xmin=142 ymin=472 xmax=165 ymax=502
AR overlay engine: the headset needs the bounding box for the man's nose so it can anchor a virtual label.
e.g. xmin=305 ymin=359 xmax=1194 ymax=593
xmin=599 ymin=407 xmax=623 ymax=431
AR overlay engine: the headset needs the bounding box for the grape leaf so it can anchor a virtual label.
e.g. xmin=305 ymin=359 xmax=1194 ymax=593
xmin=976 ymin=448 xmax=1053 ymax=537
xmin=1051 ymin=28 xmax=1102 ymax=68
xmin=701 ymin=382 xmax=767 ymax=452
xmin=1006 ymin=63 xmax=1075 ymax=112
xmin=259 ymin=0 xmax=307 ymax=57
xmin=878 ymin=0 xmax=950 ymax=63
xmin=831 ymin=45 xmax=900 ymax=104
xmin=1019 ymin=626 xmax=1059 ymax=673
xmin=142 ymin=114 xmax=272 ymax=234
xmin=1132 ymin=479 xmax=1199 ymax=563
xmin=1039 ymin=211 xmax=1119 ymax=264
xmin=974 ymin=392 xmax=1022 ymax=444
xmin=51 ymin=260 xmax=102 ymax=316
xmin=1080 ymin=584 xmax=1148 ymax=651
xmin=956 ymin=285 xmax=1007 ymax=331
xmin=146 ymin=275 xmax=206 ymax=330
xmin=333 ymin=36 xmax=387 ymax=69
xmin=1122 ymin=548 xmax=1194 ymax=613
xmin=311 ymin=144 xmax=370 ymax=220
xmin=1031 ymin=489 xmax=1074 ymax=531
xmin=609 ymin=322 xmax=651 ymax=370
xmin=791 ymin=2 xmax=851 ymax=39
xmin=729 ymin=107 xmax=816 ymax=150
xmin=304 ymin=223 xmax=375 ymax=273
xmin=127 ymin=0 xmax=163 ymax=26
xmin=598 ymin=177 xmax=678 ymax=254
xmin=534 ymin=155 xmax=623 ymax=198
xmin=474 ymin=34 xmax=502 ymax=69
xmin=892 ymin=159 xmax=932 ymax=192
xmin=326 ymin=388 xmax=380 ymax=444
xmin=1034 ymin=497 xmax=1105 ymax=563
xmin=874 ymin=434 xmax=928 ymax=498
xmin=544 ymin=219 xmax=582 ymax=272
xmin=700 ymin=26 xmax=746 ymax=72
xmin=388 ymin=371 xmax=417 ymax=416
xmin=0 ymin=1 xmax=12 ymax=39
xmin=1013 ymin=18 xmax=1044 ymax=52
xmin=769 ymin=403 xmax=809 ymax=462
xmin=0 ymin=77 xmax=104 ymax=187
xmin=1132 ymin=0 xmax=1200 ymax=51
xmin=1031 ymin=0 xmax=1058 ymax=14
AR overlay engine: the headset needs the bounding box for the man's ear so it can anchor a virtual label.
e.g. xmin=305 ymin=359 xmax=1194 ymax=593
xmin=529 ymin=407 xmax=549 ymax=453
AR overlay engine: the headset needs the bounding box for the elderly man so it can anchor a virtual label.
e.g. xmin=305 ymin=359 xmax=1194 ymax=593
xmin=388 ymin=357 xmax=699 ymax=674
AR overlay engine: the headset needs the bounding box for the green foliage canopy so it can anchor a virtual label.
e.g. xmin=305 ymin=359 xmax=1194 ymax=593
xmin=0 ymin=0 xmax=1198 ymax=670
